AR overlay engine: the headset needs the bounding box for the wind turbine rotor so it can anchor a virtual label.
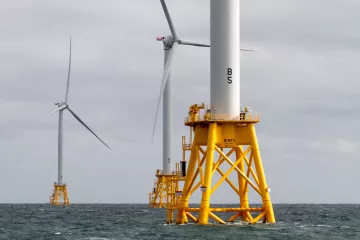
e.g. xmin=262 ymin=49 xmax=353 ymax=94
xmin=49 ymin=103 xmax=68 ymax=114
xmin=51 ymin=37 xmax=111 ymax=149
xmin=152 ymin=0 xmax=211 ymax=140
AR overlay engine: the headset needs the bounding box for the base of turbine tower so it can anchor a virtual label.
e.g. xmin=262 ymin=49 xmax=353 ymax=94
xmin=148 ymin=136 xmax=192 ymax=223
xmin=148 ymin=104 xmax=275 ymax=225
xmin=148 ymin=166 xmax=185 ymax=223
xmin=50 ymin=183 xmax=70 ymax=206
xmin=176 ymin=106 xmax=275 ymax=225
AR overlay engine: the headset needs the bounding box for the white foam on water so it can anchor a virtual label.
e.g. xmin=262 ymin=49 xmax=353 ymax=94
xmin=228 ymin=221 xmax=248 ymax=226
xmin=316 ymin=224 xmax=332 ymax=228
xmin=88 ymin=238 xmax=115 ymax=240
xmin=161 ymin=222 xmax=195 ymax=226
xmin=300 ymin=224 xmax=332 ymax=228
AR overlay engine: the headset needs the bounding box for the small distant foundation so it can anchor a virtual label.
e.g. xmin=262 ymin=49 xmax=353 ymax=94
xmin=50 ymin=183 xmax=70 ymax=206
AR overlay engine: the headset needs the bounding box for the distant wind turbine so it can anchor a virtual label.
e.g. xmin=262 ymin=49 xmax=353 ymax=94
xmin=49 ymin=37 xmax=110 ymax=206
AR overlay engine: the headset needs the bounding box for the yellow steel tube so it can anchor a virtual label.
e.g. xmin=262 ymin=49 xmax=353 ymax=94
xmin=236 ymin=147 xmax=249 ymax=222
xmin=212 ymin=147 xmax=246 ymax=194
xmin=251 ymin=211 xmax=267 ymax=224
xmin=249 ymin=124 xmax=275 ymax=223
xmin=243 ymin=152 xmax=254 ymax=194
xmin=208 ymin=211 xmax=226 ymax=224
xmin=187 ymin=208 xmax=263 ymax=212
xmin=198 ymin=123 xmax=217 ymax=225
xmin=182 ymin=128 xmax=200 ymax=196
xmin=228 ymin=212 xmax=241 ymax=222
xmin=246 ymin=211 xmax=254 ymax=222
xmin=171 ymin=179 xmax=175 ymax=207
xmin=216 ymin=146 xmax=262 ymax=195
xmin=166 ymin=209 xmax=174 ymax=224
xmin=214 ymin=150 xmax=223 ymax=166
xmin=215 ymin=167 xmax=240 ymax=197
xmin=186 ymin=212 xmax=198 ymax=223
xmin=159 ymin=176 xmax=165 ymax=208
xmin=153 ymin=179 xmax=161 ymax=207
xmin=196 ymin=149 xmax=204 ymax=184
xmin=212 ymin=146 xmax=260 ymax=194
xmin=199 ymin=146 xmax=206 ymax=155
xmin=212 ymin=148 xmax=235 ymax=175
xmin=188 ymin=151 xmax=207 ymax=195
xmin=240 ymin=148 xmax=259 ymax=186
xmin=210 ymin=207 xmax=262 ymax=212
xmin=176 ymin=127 xmax=200 ymax=224
xmin=189 ymin=181 xmax=202 ymax=196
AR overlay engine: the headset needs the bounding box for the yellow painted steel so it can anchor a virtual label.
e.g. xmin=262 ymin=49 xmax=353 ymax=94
xmin=236 ymin=147 xmax=250 ymax=221
xmin=149 ymin=104 xmax=275 ymax=225
xmin=50 ymin=183 xmax=70 ymax=206
xmin=186 ymin=212 xmax=197 ymax=223
xmin=176 ymin=129 xmax=199 ymax=224
xmin=249 ymin=124 xmax=276 ymax=223
xmin=198 ymin=123 xmax=217 ymax=224
xmin=149 ymin=167 xmax=183 ymax=209
xmin=187 ymin=208 xmax=263 ymax=212
xmin=228 ymin=212 xmax=241 ymax=222
xmin=208 ymin=211 xmax=226 ymax=224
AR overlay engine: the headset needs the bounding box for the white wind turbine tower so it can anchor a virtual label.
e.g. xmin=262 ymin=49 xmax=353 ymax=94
xmin=152 ymin=0 xmax=210 ymax=175
xmin=152 ymin=0 xmax=253 ymax=175
xmin=49 ymin=38 xmax=110 ymax=206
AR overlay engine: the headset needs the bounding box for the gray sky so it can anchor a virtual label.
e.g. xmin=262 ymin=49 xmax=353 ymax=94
xmin=0 ymin=0 xmax=359 ymax=204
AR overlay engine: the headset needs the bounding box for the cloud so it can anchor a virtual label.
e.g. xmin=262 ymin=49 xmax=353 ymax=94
xmin=0 ymin=0 xmax=359 ymax=204
xmin=308 ymin=138 xmax=358 ymax=154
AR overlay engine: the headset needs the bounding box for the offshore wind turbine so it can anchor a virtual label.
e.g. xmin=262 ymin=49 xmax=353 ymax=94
xmin=149 ymin=0 xmax=275 ymax=225
xmin=152 ymin=0 xmax=254 ymax=176
xmin=49 ymin=38 xmax=110 ymax=206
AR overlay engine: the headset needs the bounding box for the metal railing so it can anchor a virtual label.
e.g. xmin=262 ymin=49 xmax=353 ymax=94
xmin=184 ymin=112 xmax=260 ymax=123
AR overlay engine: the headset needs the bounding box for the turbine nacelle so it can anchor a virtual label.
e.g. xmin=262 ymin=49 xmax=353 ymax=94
xmin=57 ymin=103 xmax=68 ymax=111
xmin=157 ymin=36 xmax=174 ymax=49
xmin=50 ymin=103 xmax=68 ymax=114
xmin=55 ymin=102 xmax=67 ymax=107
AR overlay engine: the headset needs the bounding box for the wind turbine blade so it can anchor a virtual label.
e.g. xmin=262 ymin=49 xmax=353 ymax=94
xmin=178 ymin=41 xmax=254 ymax=51
xmin=66 ymin=107 xmax=111 ymax=150
xmin=65 ymin=37 xmax=72 ymax=103
xmin=160 ymin=0 xmax=178 ymax=40
xmin=180 ymin=40 xmax=210 ymax=47
xmin=240 ymin=49 xmax=256 ymax=52
xmin=152 ymin=41 xmax=179 ymax=141
xmin=49 ymin=108 xmax=61 ymax=115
